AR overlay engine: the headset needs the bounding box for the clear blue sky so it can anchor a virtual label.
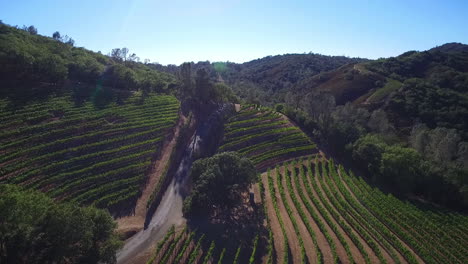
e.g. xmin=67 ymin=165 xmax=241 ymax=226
xmin=2 ymin=0 xmax=468 ymax=65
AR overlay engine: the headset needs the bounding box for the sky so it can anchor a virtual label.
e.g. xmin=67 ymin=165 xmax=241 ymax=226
xmin=2 ymin=0 xmax=468 ymax=65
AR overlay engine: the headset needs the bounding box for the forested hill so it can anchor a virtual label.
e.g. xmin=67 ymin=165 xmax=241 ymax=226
xmin=273 ymin=45 xmax=468 ymax=211
xmin=217 ymin=53 xmax=365 ymax=91
xmin=152 ymin=53 xmax=365 ymax=104
xmin=0 ymin=23 xmax=177 ymax=104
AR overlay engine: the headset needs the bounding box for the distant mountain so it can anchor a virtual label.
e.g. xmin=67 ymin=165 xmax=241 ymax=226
xmin=288 ymin=44 xmax=468 ymax=133
xmin=220 ymin=53 xmax=366 ymax=92
xmin=429 ymin=42 xmax=468 ymax=53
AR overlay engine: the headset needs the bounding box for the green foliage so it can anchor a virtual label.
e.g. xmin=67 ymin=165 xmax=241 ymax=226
xmin=232 ymin=245 xmax=242 ymax=264
xmin=217 ymin=248 xmax=226 ymax=264
xmin=350 ymin=134 xmax=467 ymax=208
xmin=202 ymin=241 xmax=216 ymax=264
xmin=367 ymin=78 xmax=401 ymax=103
xmin=220 ymin=106 xmax=316 ymax=170
xmin=215 ymin=54 xmax=364 ymax=105
xmin=0 ymin=184 xmax=122 ymax=264
xmin=183 ymin=152 xmax=256 ymax=217
xmin=188 ymin=234 xmax=205 ymax=263
xmin=0 ymin=23 xmax=176 ymax=102
xmin=267 ymin=157 xmax=468 ymax=264
xmin=248 ymin=235 xmax=259 ymax=264
xmin=146 ymin=225 xmax=175 ymax=264
xmin=0 ymin=94 xmax=179 ymax=211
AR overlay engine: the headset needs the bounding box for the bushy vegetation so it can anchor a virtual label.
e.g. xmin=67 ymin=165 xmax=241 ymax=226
xmin=0 ymin=23 xmax=176 ymax=104
xmin=183 ymin=152 xmax=256 ymax=217
xmin=0 ymin=184 xmax=122 ymax=264
xmin=279 ymin=84 xmax=468 ymax=209
xmin=0 ymin=93 xmax=179 ymax=212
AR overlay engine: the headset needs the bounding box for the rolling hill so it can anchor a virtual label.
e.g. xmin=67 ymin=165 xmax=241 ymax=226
xmin=1 ymin=20 xmax=468 ymax=264
xmin=0 ymin=92 xmax=180 ymax=214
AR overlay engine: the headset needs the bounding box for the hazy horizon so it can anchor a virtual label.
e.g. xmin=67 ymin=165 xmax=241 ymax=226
xmin=2 ymin=0 xmax=468 ymax=65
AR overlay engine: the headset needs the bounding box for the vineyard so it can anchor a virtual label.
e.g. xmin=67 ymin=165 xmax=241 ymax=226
xmin=259 ymin=156 xmax=468 ymax=264
xmin=146 ymin=225 xmax=261 ymax=264
xmin=219 ymin=105 xmax=316 ymax=171
xmin=0 ymin=92 xmax=179 ymax=212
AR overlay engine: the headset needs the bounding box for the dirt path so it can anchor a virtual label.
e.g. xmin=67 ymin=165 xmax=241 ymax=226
xmin=298 ymin=166 xmax=352 ymax=263
xmin=280 ymin=165 xmax=320 ymax=264
xmin=117 ymin=114 xmax=185 ymax=235
xmin=261 ymin=173 xmax=286 ymax=264
xmin=298 ymin=163 xmax=366 ymax=264
xmin=296 ymin=159 xmax=372 ymax=263
xmin=311 ymin=167 xmax=394 ymax=263
xmin=337 ymin=170 xmax=425 ymax=264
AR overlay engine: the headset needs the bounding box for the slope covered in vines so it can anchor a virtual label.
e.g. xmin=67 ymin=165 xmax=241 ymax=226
xmin=0 ymin=92 xmax=179 ymax=213
xmin=260 ymin=156 xmax=468 ymax=264
xmin=219 ymin=105 xmax=317 ymax=171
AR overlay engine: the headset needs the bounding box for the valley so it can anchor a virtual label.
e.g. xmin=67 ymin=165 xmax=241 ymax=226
xmin=1 ymin=16 xmax=468 ymax=264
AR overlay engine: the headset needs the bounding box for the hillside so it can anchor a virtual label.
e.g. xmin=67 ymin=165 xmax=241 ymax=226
xmin=2 ymin=20 xmax=468 ymax=264
xmin=219 ymin=53 xmax=365 ymax=92
xmin=0 ymin=92 xmax=180 ymax=214
xmin=0 ymin=23 xmax=177 ymax=104
xmin=219 ymin=104 xmax=317 ymax=171
xmin=259 ymin=156 xmax=468 ymax=264
xmin=153 ymin=53 xmax=364 ymax=105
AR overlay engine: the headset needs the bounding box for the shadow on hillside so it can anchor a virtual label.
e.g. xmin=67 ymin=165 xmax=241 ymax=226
xmin=186 ymin=196 xmax=269 ymax=263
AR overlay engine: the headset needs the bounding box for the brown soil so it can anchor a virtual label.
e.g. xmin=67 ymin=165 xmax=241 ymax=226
xmin=149 ymin=231 xmax=176 ymax=264
xmin=270 ymin=168 xmax=302 ymax=264
xmin=165 ymin=232 xmax=188 ymax=264
xmin=179 ymin=240 xmax=196 ymax=264
xmin=134 ymin=224 xmax=186 ymax=264
xmin=280 ymin=165 xmax=320 ymax=263
xmin=116 ymin=113 xmax=186 ymax=235
xmin=298 ymin=165 xmax=351 ymax=263
xmin=261 ymin=172 xmax=286 ymax=264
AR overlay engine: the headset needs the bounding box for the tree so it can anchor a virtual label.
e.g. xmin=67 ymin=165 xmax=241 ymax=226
xmin=380 ymin=145 xmax=424 ymax=193
xmin=52 ymin=31 xmax=61 ymax=40
xmin=121 ymin=47 xmax=129 ymax=62
xmin=368 ymin=109 xmax=393 ymax=134
xmin=301 ymin=91 xmax=336 ymax=132
xmin=26 ymin=25 xmax=37 ymax=35
xmin=352 ymin=134 xmax=386 ymax=175
xmin=183 ymin=152 xmax=256 ymax=217
xmin=179 ymin=62 xmax=193 ymax=99
xmin=66 ymin=37 xmax=75 ymax=46
xmin=111 ymin=48 xmax=122 ymax=61
xmin=0 ymin=184 xmax=122 ymax=264
xmin=127 ymin=53 xmax=139 ymax=63
xmin=195 ymin=68 xmax=212 ymax=103
xmin=410 ymin=124 xmax=462 ymax=163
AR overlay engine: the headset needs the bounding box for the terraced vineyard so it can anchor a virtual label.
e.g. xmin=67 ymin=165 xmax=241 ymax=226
xmin=146 ymin=225 xmax=261 ymax=264
xmin=260 ymin=156 xmax=468 ymax=264
xmin=219 ymin=105 xmax=316 ymax=170
xmin=0 ymin=93 xmax=179 ymax=212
